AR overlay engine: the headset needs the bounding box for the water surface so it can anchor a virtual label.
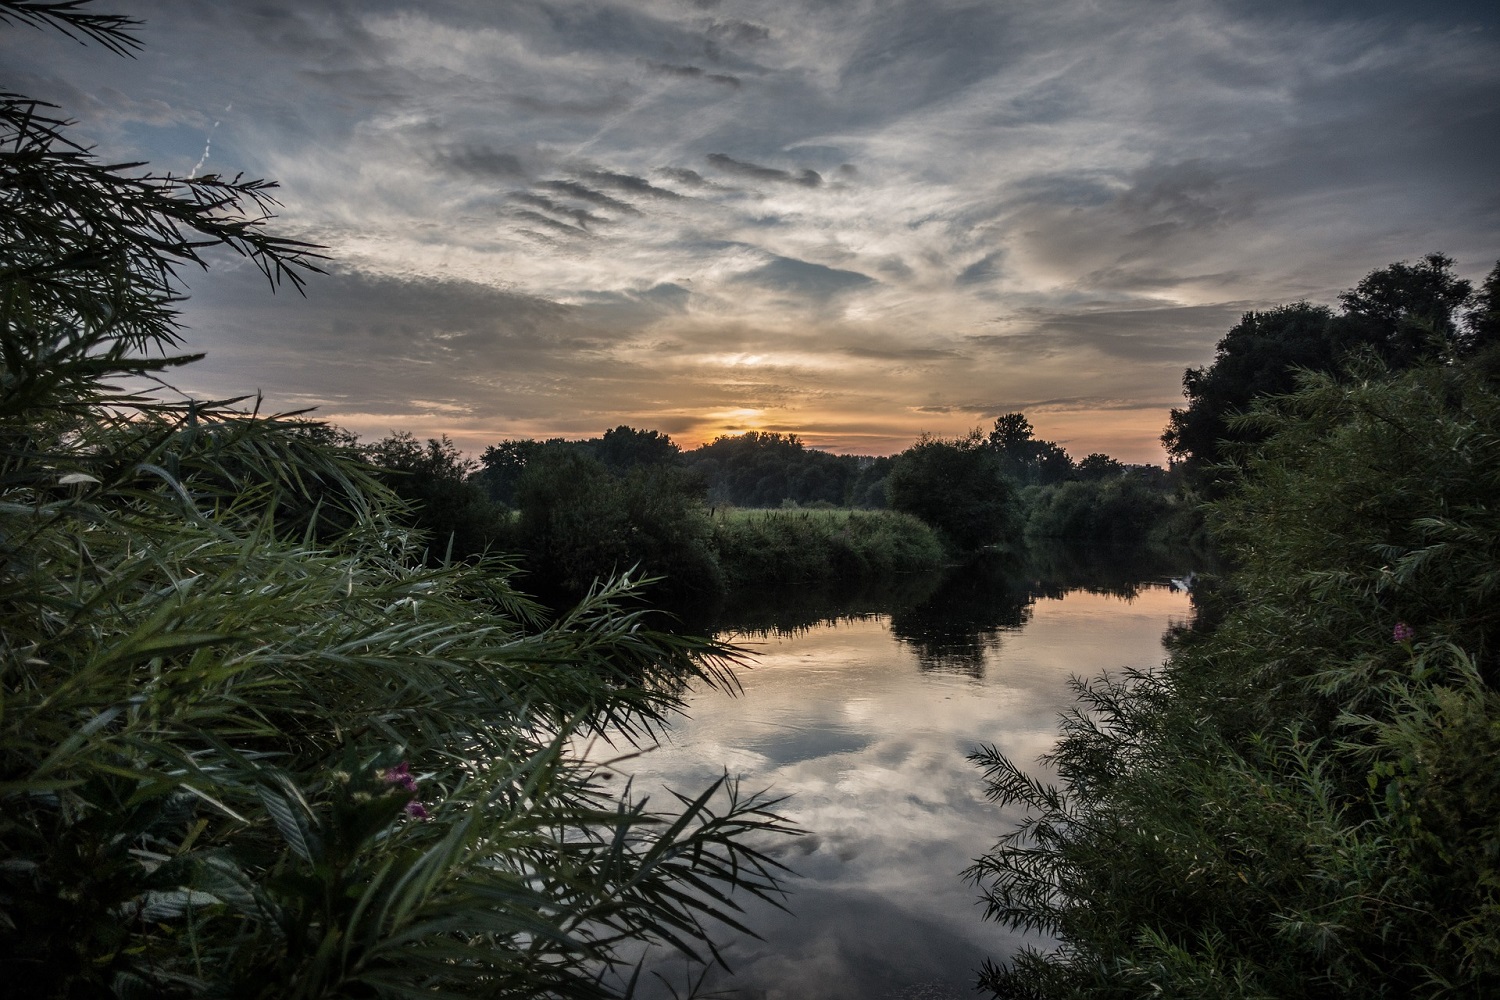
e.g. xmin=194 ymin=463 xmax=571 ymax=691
xmin=608 ymin=558 xmax=1194 ymax=999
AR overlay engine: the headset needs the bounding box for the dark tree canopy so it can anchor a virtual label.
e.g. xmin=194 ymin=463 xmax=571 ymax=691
xmin=363 ymin=432 xmax=507 ymax=563
xmin=986 ymin=413 xmax=1074 ymax=486
xmin=1162 ymin=302 xmax=1340 ymax=488
xmin=1338 ymin=251 xmax=1472 ymax=365
xmin=888 ymin=432 xmax=1014 ymax=551
xmin=593 ymin=424 xmax=680 ymax=472
xmin=1163 ymin=254 xmax=1498 ymax=491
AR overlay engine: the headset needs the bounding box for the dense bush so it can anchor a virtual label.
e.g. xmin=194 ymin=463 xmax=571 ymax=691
xmin=968 ymin=353 xmax=1500 ymax=997
xmin=1023 ymin=475 xmax=1189 ymax=547
xmin=513 ymin=448 xmax=723 ymax=601
xmin=888 ymin=431 xmax=1018 ymax=552
xmin=1 ymin=11 xmax=792 ymax=995
xmin=711 ymin=507 xmax=946 ymax=586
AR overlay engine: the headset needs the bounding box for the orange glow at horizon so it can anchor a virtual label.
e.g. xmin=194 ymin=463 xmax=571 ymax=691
xmin=322 ymin=402 xmax=1177 ymax=468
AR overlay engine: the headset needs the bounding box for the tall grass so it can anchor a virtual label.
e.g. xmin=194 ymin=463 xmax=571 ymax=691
xmin=1 ymin=13 xmax=796 ymax=993
xmin=710 ymin=507 xmax=946 ymax=585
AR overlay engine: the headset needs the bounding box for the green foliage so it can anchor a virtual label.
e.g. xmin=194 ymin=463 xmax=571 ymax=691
xmin=1163 ymin=255 xmax=1494 ymax=493
xmin=362 ymin=431 xmax=510 ymax=564
xmin=1023 ymin=475 xmax=1188 ymax=547
xmin=710 ymin=507 xmax=945 ymax=586
xmin=889 ymin=431 xmax=1016 ymax=552
xmin=968 ymin=355 xmax=1500 ymax=998
xmin=1 ymin=10 xmax=794 ymax=996
xmin=514 ymin=448 xmax=723 ymax=602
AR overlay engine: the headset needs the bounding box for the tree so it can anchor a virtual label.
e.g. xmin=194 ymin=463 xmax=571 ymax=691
xmin=888 ymin=431 xmax=1015 ymax=551
xmin=987 ymin=413 xmax=1074 ymax=486
xmin=971 ymin=356 xmax=1500 ymax=997
xmin=1338 ymin=251 xmax=1473 ymax=366
xmin=363 ymin=431 xmax=510 ymax=562
xmin=592 ymin=424 xmax=680 ymax=472
xmin=1 ymin=7 xmax=790 ymax=995
xmin=1162 ymin=302 xmax=1340 ymax=489
xmin=1075 ymin=452 xmax=1125 ymax=481
xmin=1164 ymin=256 xmax=1498 ymax=493
xmin=1464 ymin=260 xmax=1500 ymax=355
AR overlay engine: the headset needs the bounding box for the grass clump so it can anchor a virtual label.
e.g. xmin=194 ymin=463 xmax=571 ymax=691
xmin=1 ymin=12 xmax=795 ymax=995
xmin=711 ymin=507 xmax=947 ymax=585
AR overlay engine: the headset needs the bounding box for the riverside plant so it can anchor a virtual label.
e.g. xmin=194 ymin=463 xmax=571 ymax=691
xmin=0 ymin=6 xmax=796 ymax=996
xmin=966 ymin=353 xmax=1500 ymax=996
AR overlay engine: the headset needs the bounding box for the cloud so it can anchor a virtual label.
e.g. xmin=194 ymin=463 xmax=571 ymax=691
xmin=577 ymin=169 xmax=685 ymax=200
xmin=4 ymin=0 xmax=1496 ymax=464
xmin=644 ymin=60 xmax=741 ymax=88
xmin=434 ymin=144 xmax=528 ymax=179
xmin=705 ymin=153 xmax=822 ymax=187
xmin=535 ymin=180 xmax=641 ymax=214
xmin=731 ymin=256 xmax=876 ymax=300
xmin=956 ymin=251 xmax=1006 ymax=286
xmin=705 ymin=19 xmax=771 ymax=47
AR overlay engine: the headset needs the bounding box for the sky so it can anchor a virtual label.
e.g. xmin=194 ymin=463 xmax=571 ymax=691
xmin=5 ymin=0 xmax=1499 ymax=462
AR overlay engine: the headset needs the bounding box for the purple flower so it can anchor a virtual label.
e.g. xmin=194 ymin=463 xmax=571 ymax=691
xmin=380 ymin=761 xmax=418 ymax=793
xmin=1392 ymin=622 xmax=1415 ymax=643
xmin=405 ymin=800 xmax=430 ymax=820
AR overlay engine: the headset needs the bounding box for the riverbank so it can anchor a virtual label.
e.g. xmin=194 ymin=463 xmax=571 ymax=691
xmin=711 ymin=507 xmax=946 ymax=586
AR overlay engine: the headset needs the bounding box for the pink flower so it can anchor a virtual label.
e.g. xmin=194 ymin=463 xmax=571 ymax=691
xmin=380 ymin=761 xmax=429 ymax=819
xmin=380 ymin=761 xmax=418 ymax=793
xmin=1392 ymin=622 xmax=1415 ymax=643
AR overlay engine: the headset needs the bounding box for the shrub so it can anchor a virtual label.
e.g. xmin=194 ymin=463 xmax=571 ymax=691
xmin=969 ymin=356 xmax=1500 ymax=997
xmin=711 ymin=508 xmax=945 ymax=586
xmin=1 ymin=11 xmax=792 ymax=995
xmin=888 ymin=431 xmax=1016 ymax=552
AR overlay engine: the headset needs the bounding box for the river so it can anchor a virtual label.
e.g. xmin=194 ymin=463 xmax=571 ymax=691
xmin=602 ymin=552 xmax=1198 ymax=999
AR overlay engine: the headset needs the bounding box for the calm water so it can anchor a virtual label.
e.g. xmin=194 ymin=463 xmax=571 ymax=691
xmin=601 ymin=555 xmax=1196 ymax=999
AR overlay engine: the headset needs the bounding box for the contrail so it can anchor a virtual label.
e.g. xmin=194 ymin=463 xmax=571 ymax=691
xmin=189 ymin=103 xmax=232 ymax=178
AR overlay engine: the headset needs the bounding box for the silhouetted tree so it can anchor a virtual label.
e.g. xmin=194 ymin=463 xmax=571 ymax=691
xmin=888 ymin=431 xmax=1015 ymax=551
xmin=1338 ymin=251 xmax=1473 ymax=366
xmin=364 ymin=432 xmax=508 ymax=562
xmin=592 ymin=425 xmax=680 ymax=472
xmin=1164 ymin=255 xmax=1496 ymax=493
xmin=986 ymin=413 xmax=1074 ymax=486
xmin=1075 ymin=453 xmax=1125 ymax=481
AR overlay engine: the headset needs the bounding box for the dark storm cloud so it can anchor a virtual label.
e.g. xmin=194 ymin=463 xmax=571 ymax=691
xmin=706 ymin=153 xmax=822 ymax=187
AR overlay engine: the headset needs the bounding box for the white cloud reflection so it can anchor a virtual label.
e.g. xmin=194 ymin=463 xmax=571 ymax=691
xmin=598 ymin=585 xmax=1191 ymax=999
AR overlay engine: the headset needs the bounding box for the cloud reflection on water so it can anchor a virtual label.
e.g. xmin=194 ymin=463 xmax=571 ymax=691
xmin=610 ymin=570 xmax=1192 ymax=999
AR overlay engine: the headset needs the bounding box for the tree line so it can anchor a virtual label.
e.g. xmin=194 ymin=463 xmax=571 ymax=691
xmin=358 ymin=408 xmax=1191 ymax=600
xmin=968 ymin=252 xmax=1500 ymax=997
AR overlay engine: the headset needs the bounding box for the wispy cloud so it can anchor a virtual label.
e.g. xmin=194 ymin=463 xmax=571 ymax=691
xmin=5 ymin=0 xmax=1496 ymax=461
